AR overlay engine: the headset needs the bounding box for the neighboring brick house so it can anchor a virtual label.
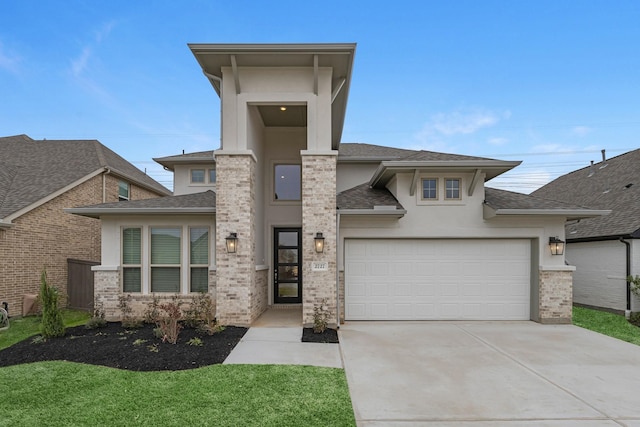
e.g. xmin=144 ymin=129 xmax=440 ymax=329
xmin=70 ymin=43 xmax=609 ymax=327
xmin=0 ymin=135 xmax=171 ymax=315
xmin=533 ymin=149 xmax=640 ymax=314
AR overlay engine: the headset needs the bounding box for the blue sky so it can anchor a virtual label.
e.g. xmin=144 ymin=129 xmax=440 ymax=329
xmin=1 ymin=1 xmax=639 ymax=192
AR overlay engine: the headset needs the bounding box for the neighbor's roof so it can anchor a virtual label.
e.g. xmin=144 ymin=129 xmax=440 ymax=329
xmin=66 ymin=190 xmax=216 ymax=218
xmin=483 ymin=187 xmax=610 ymax=220
xmin=0 ymin=135 xmax=171 ymax=220
xmin=532 ymin=148 xmax=640 ymax=239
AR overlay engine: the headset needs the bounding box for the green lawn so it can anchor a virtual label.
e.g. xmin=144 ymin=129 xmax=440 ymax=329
xmin=0 ymin=311 xmax=355 ymax=426
xmin=573 ymin=306 xmax=640 ymax=345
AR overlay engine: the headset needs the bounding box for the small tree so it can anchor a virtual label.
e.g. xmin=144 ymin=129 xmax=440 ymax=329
xmin=628 ymin=275 xmax=640 ymax=298
xmin=40 ymin=269 xmax=65 ymax=338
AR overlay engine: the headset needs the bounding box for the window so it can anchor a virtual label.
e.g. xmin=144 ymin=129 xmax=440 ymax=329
xmin=190 ymin=227 xmax=209 ymax=293
xmin=122 ymin=227 xmax=141 ymax=292
xmin=274 ymin=164 xmax=301 ymax=201
xmin=118 ymin=181 xmax=130 ymax=201
xmin=209 ymin=169 xmax=216 ymax=183
xmin=421 ymin=178 xmax=438 ymax=200
xmin=150 ymin=228 xmax=181 ymax=292
xmin=445 ymin=178 xmax=461 ymax=200
xmin=191 ymin=169 xmax=205 ymax=183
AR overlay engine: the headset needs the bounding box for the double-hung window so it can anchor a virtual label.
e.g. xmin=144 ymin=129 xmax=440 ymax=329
xmin=122 ymin=227 xmax=141 ymax=292
xmin=150 ymin=227 xmax=181 ymax=292
xmin=190 ymin=227 xmax=209 ymax=293
xmin=118 ymin=181 xmax=130 ymax=201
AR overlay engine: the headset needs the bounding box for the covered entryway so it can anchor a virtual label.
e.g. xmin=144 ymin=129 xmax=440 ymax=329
xmin=344 ymin=239 xmax=531 ymax=320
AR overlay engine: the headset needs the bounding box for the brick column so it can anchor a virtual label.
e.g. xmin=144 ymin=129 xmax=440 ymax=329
xmin=215 ymin=154 xmax=257 ymax=326
xmin=301 ymin=154 xmax=337 ymax=327
xmin=538 ymin=269 xmax=573 ymax=324
xmin=92 ymin=266 xmax=120 ymax=321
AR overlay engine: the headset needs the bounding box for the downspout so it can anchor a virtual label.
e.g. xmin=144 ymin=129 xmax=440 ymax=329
xmin=620 ymin=237 xmax=631 ymax=318
xmin=335 ymin=211 xmax=341 ymax=328
xmin=102 ymin=167 xmax=112 ymax=203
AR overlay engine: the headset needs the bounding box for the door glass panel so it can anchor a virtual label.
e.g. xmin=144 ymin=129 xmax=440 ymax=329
xmin=278 ymin=249 xmax=298 ymax=263
xmin=279 ymin=266 xmax=298 ymax=281
xmin=278 ymin=282 xmax=298 ymax=298
xmin=278 ymin=232 xmax=298 ymax=247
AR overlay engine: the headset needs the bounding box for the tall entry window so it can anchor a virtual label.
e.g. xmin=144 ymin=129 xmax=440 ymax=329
xmin=274 ymin=164 xmax=301 ymax=201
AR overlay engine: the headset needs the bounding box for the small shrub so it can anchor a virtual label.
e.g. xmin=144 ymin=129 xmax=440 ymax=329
xmin=118 ymin=294 xmax=142 ymax=329
xmin=39 ymin=269 xmax=65 ymax=338
xmin=153 ymin=327 xmax=164 ymax=339
xmin=156 ymin=300 xmax=183 ymax=344
xmin=143 ymin=296 xmax=161 ymax=324
xmin=197 ymin=322 xmax=225 ymax=335
xmin=628 ymin=275 xmax=640 ymax=298
xmin=629 ymin=312 xmax=640 ymax=327
xmin=187 ymin=337 xmax=203 ymax=347
xmin=312 ymin=298 xmax=330 ymax=334
xmin=85 ymin=298 xmax=107 ymax=329
xmin=184 ymin=293 xmax=218 ymax=334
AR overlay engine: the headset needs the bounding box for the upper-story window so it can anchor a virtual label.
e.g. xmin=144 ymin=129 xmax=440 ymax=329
xmin=190 ymin=169 xmax=205 ymax=183
xmin=118 ymin=181 xmax=130 ymax=201
xmin=421 ymin=178 xmax=438 ymax=200
xmin=209 ymin=169 xmax=216 ymax=183
xmin=445 ymin=178 xmax=461 ymax=200
xmin=274 ymin=164 xmax=301 ymax=201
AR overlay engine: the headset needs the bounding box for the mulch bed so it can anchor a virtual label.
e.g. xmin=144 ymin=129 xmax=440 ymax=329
xmin=0 ymin=322 xmax=247 ymax=372
xmin=301 ymin=328 xmax=339 ymax=343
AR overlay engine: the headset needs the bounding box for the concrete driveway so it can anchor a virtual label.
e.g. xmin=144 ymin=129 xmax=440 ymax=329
xmin=339 ymin=321 xmax=640 ymax=426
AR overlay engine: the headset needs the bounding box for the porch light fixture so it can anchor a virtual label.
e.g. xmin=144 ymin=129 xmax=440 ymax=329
xmin=226 ymin=232 xmax=238 ymax=253
xmin=314 ymin=232 xmax=325 ymax=253
xmin=280 ymin=106 xmax=287 ymax=111
xmin=549 ymin=237 xmax=565 ymax=256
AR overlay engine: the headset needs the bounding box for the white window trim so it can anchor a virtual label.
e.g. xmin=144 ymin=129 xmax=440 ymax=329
xmin=420 ymin=177 xmax=439 ymax=201
xmin=445 ymin=178 xmax=462 ymax=200
xmin=118 ymin=181 xmax=130 ymax=201
xmin=149 ymin=226 xmax=182 ymax=293
xmin=121 ymin=226 xmax=142 ymax=293
xmin=188 ymin=226 xmax=210 ymax=293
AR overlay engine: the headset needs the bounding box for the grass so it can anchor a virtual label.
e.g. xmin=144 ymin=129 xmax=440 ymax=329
xmin=0 ymin=308 xmax=355 ymax=426
xmin=0 ymin=362 xmax=355 ymax=426
xmin=0 ymin=309 xmax=90 ymax=350
xmin=573 ymin=306 xmax=640 ymax=346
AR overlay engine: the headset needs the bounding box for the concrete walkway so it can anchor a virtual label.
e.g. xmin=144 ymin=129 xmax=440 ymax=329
xmin=339 ymin=321 xmax=640 ymax=427
xmin=223 ymin=307 xmax=342 ymax=368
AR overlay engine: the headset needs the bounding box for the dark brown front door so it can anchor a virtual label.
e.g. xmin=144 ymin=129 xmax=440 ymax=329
xmin=274 ymin=228 xmax=302 ymax=304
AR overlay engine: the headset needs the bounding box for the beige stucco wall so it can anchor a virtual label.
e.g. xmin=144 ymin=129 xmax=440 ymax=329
xmin=172 ymin=164 xmax=216 ymax=196
xmin=336 ymin=161 xmax=380 ymax=192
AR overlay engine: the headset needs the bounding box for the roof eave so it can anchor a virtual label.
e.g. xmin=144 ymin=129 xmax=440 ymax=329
xmin=153 ymin=156 xmax=216 ymax=171
xmin=484 ymin=207 xmax=611 ymax=220
xmin=0 ymin=220 xmax=14 ymax=229
xmin=337 ymin=209 xmax=407 ymax=218
xmin=66 ymin=207 xmax=216 ymax=219
xmin=369 ymin=160 xmax=522 ymax=188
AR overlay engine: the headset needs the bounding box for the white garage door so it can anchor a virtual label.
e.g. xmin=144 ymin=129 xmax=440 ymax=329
xmin=345 ymin=239 xmax=531 ymax=320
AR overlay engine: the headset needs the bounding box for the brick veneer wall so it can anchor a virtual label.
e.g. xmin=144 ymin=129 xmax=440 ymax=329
xmin=339 ymin=270 xmax=345 ymax=324
xmin=0 ymin=173 xmax=164 ymax=316
xmin=538 ymin=269 xmax=573 ymax=323
xmin=95 ymin=268 xmax=217 ymax=321
xmin=250 ymin=268 xmax=268 ymax=322
xmin=301 ymin=154 xmax=337 ymax=327
xmin=214 ymin=154 xmax=260 ymax=326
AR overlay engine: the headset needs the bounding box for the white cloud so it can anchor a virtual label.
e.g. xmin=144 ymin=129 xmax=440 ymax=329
xmin=487 ymin=168 xmax=552 ymax=194
xmin=572 ymin=126 xmax=592 ymax=136
xmin=488 ymin=137 xmax=508 ymax=146
xmin=0 ymin=42 xmax=21 ymax=73
xmin=71 ymin=46 xmax=92 ymax=77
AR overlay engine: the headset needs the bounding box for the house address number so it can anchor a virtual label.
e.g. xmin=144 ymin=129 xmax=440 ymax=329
xmin=311 ymin=261 xmax=329 ymax=271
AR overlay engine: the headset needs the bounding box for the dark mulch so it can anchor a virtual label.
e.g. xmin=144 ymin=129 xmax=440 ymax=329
xmin=301 ymin=327 xmax=339 ymax=343
xmin=0 ymin=322 xmax=247 ymax=372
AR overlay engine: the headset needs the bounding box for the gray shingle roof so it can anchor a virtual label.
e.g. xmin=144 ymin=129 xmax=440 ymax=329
xmin=337 ymin=183 xmax=404 ymax=210
xmin=0 ymin=135 xmax=170 ymax=219
xmin=338 ymin=143 xmax=418 ymax=160
xmin=68 ymin=191 xmax=215 ymax=218
xmin=532 ymin=149 xmax=640 ymax=239
xmin=400 ymin=150 xmax=499 ymax=162
xmin=153 ymin=150 xmax=216 ymax=170
xmin=484 ymin=187 xmax=591 ymax=211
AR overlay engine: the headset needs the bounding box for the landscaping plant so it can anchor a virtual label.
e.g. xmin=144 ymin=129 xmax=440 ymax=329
xmin=118 ymin=294 xmax=142 ymax=328
xmin=313 ymin=298 xmax=330 ymax=333
xmin=39 ymin=269 xmax=65 ymax=338
xmin=156 ymin=300 xmax=183 ymax=344
xmin=85 ymin=298 xmax=107 ymax=329
xmin=627 ymin=275 xmax=640 ymax=327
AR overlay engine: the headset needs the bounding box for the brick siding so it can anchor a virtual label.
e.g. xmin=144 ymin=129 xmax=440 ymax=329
xmin=539 ymin=269 xmax=573 ymax=324
xmin=0 ymin=173 xmax=164 ymax=316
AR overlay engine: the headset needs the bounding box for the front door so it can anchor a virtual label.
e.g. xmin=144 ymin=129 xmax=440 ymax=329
xmin=274 ymin=228 xmax=302 ymax=304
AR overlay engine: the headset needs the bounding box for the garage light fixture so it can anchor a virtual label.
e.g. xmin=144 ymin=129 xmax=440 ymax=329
xmin=549 ymin=237 xmax=565 ymax=256
xmin=226 ymin=232 xmax=238 ymax=253
xmin=314 ymin=232 xmax=325 ymax=253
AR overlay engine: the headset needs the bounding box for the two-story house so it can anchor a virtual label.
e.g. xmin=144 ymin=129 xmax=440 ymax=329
xmin=69 ymin=43 xmax=608 ymax=326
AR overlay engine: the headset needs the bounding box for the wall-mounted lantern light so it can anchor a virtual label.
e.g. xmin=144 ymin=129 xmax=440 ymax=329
xmin=314 ymin=232 xmax=325 ymax=253
xmin=226 ymin=232 xmax=238 ymax=253
xmin=549 ymin=236 xmax=565 ymax=256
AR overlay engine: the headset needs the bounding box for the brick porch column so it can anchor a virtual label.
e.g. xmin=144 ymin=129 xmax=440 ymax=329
xmin=215 ymin=154 xmax=257 ymax=326
xmin=301 ymin=153 xmax=337 ymax=327
xmin=538 ymin=268 xmax=573 ymax=324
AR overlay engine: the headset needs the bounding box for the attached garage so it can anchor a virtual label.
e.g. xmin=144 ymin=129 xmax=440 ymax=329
xmin=344 ymin=239 xmax=531 ymax=320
